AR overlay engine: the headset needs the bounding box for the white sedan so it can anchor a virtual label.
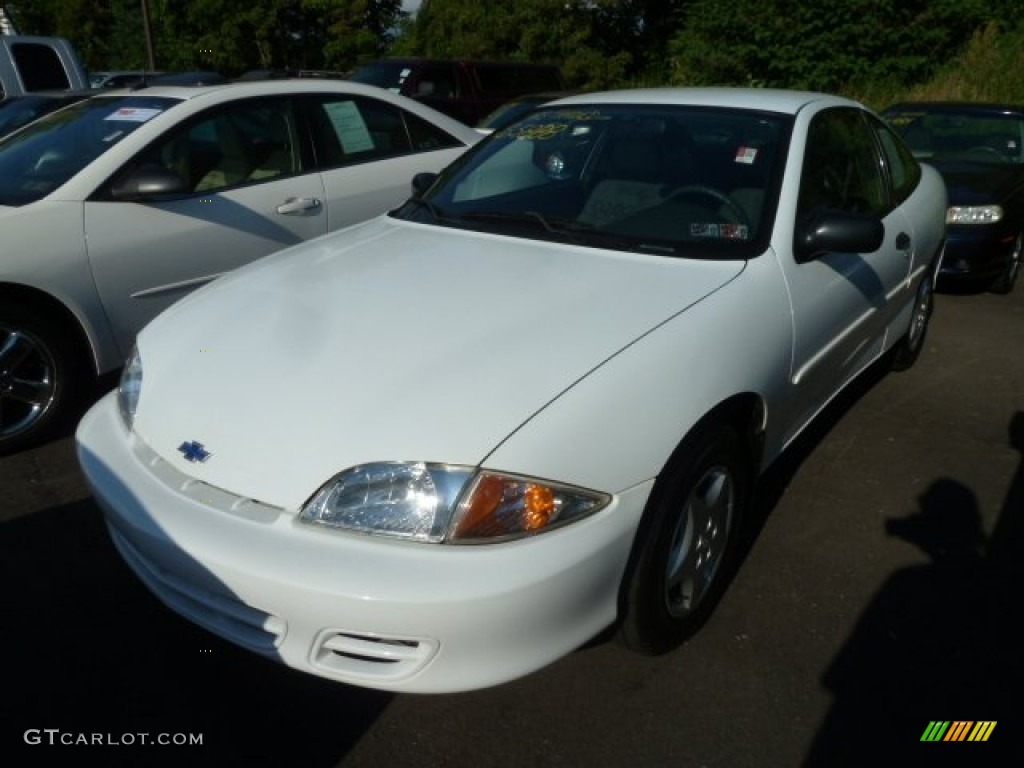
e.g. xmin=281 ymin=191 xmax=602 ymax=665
xmin=0 ymin=79 xmax=480 ymax=452
xmin=76 ymin=88 xmax=947 ymax=693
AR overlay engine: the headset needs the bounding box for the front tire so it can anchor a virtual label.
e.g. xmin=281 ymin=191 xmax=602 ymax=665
xmin=0 ymin=304 xmax=85 ymax=454
xmin=618 ymin=423 xmax=750 ymax=655
xmin=990 ymin=232 xmax=1021 ymax=295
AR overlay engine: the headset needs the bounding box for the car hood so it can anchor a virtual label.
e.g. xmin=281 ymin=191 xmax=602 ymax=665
xmin=929 ymin=161 xmax=1024 ymax=206
xmin=132 ymin=218 xmax=745 ymax=509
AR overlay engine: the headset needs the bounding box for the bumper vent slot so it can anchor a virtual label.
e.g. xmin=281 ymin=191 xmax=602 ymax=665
xmin=313 ymin=630 xmax=438 ymax=682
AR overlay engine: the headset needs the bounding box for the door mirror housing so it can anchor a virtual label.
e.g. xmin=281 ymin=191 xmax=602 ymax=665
xmin=794 ymin=211 xmax=884 ymax=263
xmin=110 ymin=167 xmax=189 ymax=201
xmin=411 ymin=172 xmax=438 ymax=197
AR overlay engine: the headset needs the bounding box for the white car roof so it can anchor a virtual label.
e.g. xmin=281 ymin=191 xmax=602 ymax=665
xmin=549 ymin=87 xmax=864 ymax=115
xmin=84 ymin=77 xmax=483 ymax=143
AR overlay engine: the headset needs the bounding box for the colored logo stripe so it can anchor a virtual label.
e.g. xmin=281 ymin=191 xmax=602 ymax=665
xmin=920 ymin=721 xmax=996 ymax=742
xmin=945 ymin=721 xmax=973 ymax=741
xmin=968 ymin=722 xmax=997 ymax=742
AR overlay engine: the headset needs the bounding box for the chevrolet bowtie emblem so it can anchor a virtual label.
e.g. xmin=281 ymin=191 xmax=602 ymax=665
xmin=178 ymin=440 xmax=212 ymax=463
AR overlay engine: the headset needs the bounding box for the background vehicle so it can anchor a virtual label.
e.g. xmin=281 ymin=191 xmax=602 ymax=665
xmin=89 ymin=70 xmax=158 ymax=89
xmin=77 ymin=88 xmax=947 ymax=694
xmin=883 ymin=101 xmax=1024 ymax=293
xmin=348 ymin=58 xmax=566 ymax=126
xmin=0 ymin=34 xmax=88 ymax=98
xmin=0 ymin=88 xmax=90 ymax=137
xmin=0 ymin=79 xmax=481 ymax=453
xmin=475 ymin=90 xmax=580 ymax=134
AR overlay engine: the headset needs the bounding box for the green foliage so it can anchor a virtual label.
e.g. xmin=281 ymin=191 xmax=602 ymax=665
xmin=3 ymin=0 xmax=1023 ymax=105
xmin=667 ymin=0 xmax=995 ymax=93
xmin=4 ymin=0 xmax=404 ymax=74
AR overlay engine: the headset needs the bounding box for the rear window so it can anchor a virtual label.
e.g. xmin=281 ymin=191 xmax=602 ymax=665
xmin=11 ymin=42 xmax=73 ymax=91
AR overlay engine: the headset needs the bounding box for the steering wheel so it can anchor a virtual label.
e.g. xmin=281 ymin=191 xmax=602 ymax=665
xmin=666 ymin=184 xmax=751 ymax=228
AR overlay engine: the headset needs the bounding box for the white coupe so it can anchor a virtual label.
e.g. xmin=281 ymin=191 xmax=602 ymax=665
xmin=0 ymin=78 xmax=480 ymax=452
xmin=76 ymin=88 xmax=947 ymax=693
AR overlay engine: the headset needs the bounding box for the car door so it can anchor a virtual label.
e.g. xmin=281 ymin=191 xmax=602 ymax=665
xmin=302 ymin=92 xmax=471 ymax=231
xmin=779 ymin=106 xmax=912 ymax=432
xmin=84 ymin=95 xmax=328 ymax=355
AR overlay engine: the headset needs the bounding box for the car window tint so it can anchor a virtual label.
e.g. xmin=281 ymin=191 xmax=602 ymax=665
xmin=124 ymin=97 xmax=299 ymax=194
xmin=872 ymin=117 xmax=921 ymax=206
xmin=307 ymin=95 xmax=458 ymax=168
xmin=415 ymin=64 xmax=459 ymax=99
xmin=798 ymin=108 xmax=886 ymax=219
xmin=404 ymin=110 xmax=464 ymax=152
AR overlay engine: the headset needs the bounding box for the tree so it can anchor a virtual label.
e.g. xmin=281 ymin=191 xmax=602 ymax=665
xmin=667 ymin=0 xmax=994 ymax=92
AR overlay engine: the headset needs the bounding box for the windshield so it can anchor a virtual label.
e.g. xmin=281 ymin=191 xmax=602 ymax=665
xmin=393 ymin=103 xmax=790 ymax=259
xmin=884 ymin=107 xmax=1024 ymax=165
xmin=0 ymin=95 xmax=179 ymax=206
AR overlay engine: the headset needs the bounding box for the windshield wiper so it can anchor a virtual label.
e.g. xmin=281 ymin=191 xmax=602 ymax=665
xmin=458 ymin=210 xmax=594 ymax=243
xmin=400 ymin=197 xmax=459 ymax=224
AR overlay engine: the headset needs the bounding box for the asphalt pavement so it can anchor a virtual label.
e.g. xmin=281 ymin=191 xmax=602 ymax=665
xmin=2 ymin=283 xmax=1021 ymax=767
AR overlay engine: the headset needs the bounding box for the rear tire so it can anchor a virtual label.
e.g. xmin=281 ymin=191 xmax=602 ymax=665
xmin=0 ymin=304 xmax=86 ymax=455
xmin=618 ymin=423 xmax=749 ymax=654
xmin=891 ymin=265 xmax=935 ymax=372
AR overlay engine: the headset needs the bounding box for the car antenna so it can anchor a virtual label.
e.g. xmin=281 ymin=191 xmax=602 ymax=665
xmin=131 ymin=70 xmax=151 ymax=92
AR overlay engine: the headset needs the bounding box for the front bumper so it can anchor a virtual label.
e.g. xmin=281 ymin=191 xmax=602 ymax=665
xmin=76 ymin=392 xmax=650 ymax=693
xmin=939 ymin=225 xmax=1019 ymax=283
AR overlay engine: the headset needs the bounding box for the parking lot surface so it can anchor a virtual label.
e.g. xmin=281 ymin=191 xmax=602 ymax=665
xmin=2 ymin=285 xmax=1021 ymax=767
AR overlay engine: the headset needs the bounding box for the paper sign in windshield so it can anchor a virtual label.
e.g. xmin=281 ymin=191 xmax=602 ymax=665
xmin=324 ymin=101 xmax=375 ymax=154
xmin=105 ymin=107 xmax=161 ymax=123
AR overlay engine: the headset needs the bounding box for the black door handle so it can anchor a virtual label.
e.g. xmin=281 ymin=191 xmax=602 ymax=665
xmin=895 ymin=232 xmax=911 ymax=250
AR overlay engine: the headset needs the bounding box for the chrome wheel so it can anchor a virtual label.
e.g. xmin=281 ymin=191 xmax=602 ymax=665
xmin=992 ymin=232 xmax=1021 ymax=294
xmin=905 ymin=273 xmax=933 ymax=353
xmin=664 ymin=464 xmax=735 ymax=618
xmin=891 ymin=265 xmax=935 ymax=371
xmin=0 ymin=325 xmax=58 ymax=441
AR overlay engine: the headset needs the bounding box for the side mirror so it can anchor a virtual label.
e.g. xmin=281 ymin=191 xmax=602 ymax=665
xmin=794 ymin=210 xmax=884 ymax=263
xmin=110 ymin=167 xmax=188 ymax=201
xmin=411 ymin=172 xmax=438 ymax=197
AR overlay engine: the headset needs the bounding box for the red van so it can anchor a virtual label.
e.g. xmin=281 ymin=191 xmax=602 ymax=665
xmin=347 ymin=58 xmax=566 ymax=126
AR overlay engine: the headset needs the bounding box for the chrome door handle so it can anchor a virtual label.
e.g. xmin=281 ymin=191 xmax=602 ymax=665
xmin=276 ymin=197 xmax=322 ymax=215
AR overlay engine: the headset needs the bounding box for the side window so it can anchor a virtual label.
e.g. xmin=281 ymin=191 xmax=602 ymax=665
xmin=798 ymin=108 xmax=887 ymax=220
xmin=405 ymin=110 xmax=464 ymax=152
xmin=415 ymin=64 xmax=459 ymax=100
xmin=872 ymin=117 xmax=922 ymax=205
xmin=126 ymin=97 xmax=299 ymax=194
xmin=308 ymin=95 xmax=462 ymax=168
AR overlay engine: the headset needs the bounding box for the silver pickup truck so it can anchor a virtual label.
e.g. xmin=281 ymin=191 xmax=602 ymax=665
xmin=0 ymin=34 xmax=89 ymax=98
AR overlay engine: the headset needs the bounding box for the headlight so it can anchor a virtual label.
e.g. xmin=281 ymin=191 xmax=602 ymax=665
xmin=300 ymin=462 xmax=610 ymax=544
xmin=117 ymin=345 xmax=143 ymax=429
xmin=947 ymin=204 xmax=1002 ymax=224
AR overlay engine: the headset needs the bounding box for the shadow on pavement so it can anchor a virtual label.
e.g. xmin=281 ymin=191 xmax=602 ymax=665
xmin=803 ymin=411 xmax=1024 ymax=766
xmin=0 ymin=498 xmax=392 ymax=767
